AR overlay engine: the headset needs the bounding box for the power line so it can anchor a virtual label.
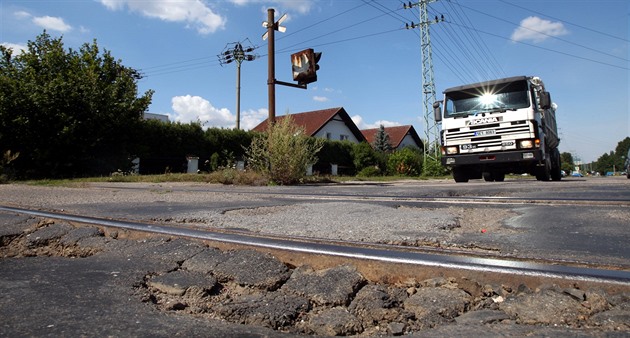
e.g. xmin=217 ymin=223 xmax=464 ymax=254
xmin=440 ymin=0 xmax=505 ymax=78
xmin=139 ymin=1 xmax=628 ymax=81
xmin=430 ymin=12 xmax=495 ymax=81
xmin=454 ymin=1 xmax=629 ymax=63
xmin=278 ymin=1 xmax=371 ymax=42
xmin=142 ymin=1 xmax=408 ymax=78
xmin=276 ymin=10 xmax=394 ymax=54
xmin=498 ymin=0 xmax=629 ymax=43
xmin=448 ymin=21 xmax=629 ymax=71
xmin=387 ymin=1 xmax=485 ymax=84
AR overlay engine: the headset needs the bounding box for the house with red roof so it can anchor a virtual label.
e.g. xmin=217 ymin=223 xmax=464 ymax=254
xmin=361 ymin=125 xmax=424 ymax=151
xmin=252 ymin=107 xmax=366 ymax=143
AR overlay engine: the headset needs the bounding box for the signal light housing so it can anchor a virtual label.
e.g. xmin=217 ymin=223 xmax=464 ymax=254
xmin=291 ymin=48 xmax=321 ymax=85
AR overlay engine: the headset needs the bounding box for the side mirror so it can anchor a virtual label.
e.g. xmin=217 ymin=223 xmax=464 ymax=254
xmin=540 ymin=92 xmax=552 ymax=110
xmin=433 ymin=101 xmax=442 ymax=122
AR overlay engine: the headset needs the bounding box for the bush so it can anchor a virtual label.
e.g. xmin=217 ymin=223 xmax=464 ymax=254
xmin=422 ymin=155 xmax=449 ymax=177
xmin=352 ymin=142 xmax=378 ymax=171
xmin=356 ymin=166 xmax=382 ymax=177
xmin=0 ymin=150 xmax=19 ymax=184
xmin=387 ymin=147 xmax=423 ymax=176
xmin=246 ymin=116 xmax=324 ymax=185
xmin=316 ymin=140 xmax=355 ymax=175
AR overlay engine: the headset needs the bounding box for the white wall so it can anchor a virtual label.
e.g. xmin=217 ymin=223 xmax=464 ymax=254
xmin=312 ymin=114 xmax=360 ymax=143
xmin=397 ymin=134 xmax=420 ymax=149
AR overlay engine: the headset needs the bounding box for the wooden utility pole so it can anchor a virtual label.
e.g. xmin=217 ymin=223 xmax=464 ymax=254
xmin=266 ymin=8 xmax=276 ymax=124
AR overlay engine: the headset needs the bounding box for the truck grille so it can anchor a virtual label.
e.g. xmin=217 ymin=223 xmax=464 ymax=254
xmin=444 ymin=121 xmax=533 ymax=152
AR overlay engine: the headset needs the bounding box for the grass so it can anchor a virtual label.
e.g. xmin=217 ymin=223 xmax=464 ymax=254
xmin=22 ymin=170 xmax=264 ymax=186
xmin=17 ymin=170 xmax=449 ymax=187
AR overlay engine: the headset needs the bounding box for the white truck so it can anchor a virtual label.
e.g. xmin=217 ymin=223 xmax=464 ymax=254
xmin=433 ymin=76 xmax=561 ymax=182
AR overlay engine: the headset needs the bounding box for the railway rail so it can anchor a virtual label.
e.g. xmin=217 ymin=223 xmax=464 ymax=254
xmin=2 ymin=204 xmax=629 ymax=292
xmin=90 ymin=184 xmax=630 ymax=207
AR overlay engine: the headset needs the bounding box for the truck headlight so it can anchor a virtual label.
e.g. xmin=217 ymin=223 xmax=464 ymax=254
xmin=518 ymin=140 xmax=534 ymax=149
xmin=445 ymin=146 xmax=458 ymax=155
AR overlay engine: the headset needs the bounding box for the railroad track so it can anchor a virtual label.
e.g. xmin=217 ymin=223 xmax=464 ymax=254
xmin=90 ymin=184 xmax=630 ymax=207
xmin=2 ymin=204 xmax=629 ymax=292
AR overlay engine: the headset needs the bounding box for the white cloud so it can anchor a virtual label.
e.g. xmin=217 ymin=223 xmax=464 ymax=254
xmin=351 ymin=115 xmax=401 ymax=130
xmin=32 ymin=16 xmax=72 ymax=32
xmin=229 ymin=0 xmax=315 ymax=14
xmin=511 ymin=16 xmax=568 ymax=43
xmin=13 ymin=10 xmax=72 ymax=33
xmin=169 ymin=95 xmax=266 ymax=130
xmin=99 ymin=0 xmax=226 ymax=34
xmin=240 ymin=108 xmax=268 ymax=130
xmin=1 ymin=43 xmax=27 ymax=55
xmin=14 ymin=11 xmax=31 ymax=19
xmin=313 ymin=95 xmax=329 ymax=102
xmin=170 ymin=95 xmax=231 ymax=126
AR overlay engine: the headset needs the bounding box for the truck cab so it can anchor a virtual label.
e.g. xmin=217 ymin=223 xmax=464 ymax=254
xmin=434 ymin=76 xmax=561 ymax=182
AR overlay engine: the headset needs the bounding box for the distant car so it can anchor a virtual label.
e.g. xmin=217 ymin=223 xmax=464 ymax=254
xmin=571 ymin=172 xmax=584 ymax=177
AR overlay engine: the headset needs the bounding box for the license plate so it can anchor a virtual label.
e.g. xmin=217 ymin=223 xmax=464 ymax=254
xmin=474 ymin=130 xmax=496 ymax=136
xmin=461 ymin=144 xmax=477 ymax=150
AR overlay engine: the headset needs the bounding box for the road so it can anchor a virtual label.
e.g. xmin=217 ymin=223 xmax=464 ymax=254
xmin=1 ymin=176 xmax=629 ymax=336
xmin=1 ymin=176 xmax=628 ymax=268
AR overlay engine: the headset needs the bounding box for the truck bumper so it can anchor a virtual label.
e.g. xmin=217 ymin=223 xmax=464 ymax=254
xmin=441 ymin=149 xmax=543 ymax=166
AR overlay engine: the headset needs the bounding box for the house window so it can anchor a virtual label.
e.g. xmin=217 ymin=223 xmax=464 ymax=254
xmin=326 ymin=132 xmax=332 ymax=140
xmin=340 ymin=134 xmax=349 ymax=141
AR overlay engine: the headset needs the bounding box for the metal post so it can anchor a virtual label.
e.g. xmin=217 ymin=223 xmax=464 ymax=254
xmin=267 ymin=8 xmax=276 ymax=125
xmin=236 ymin=61 xmax=241 ymax=130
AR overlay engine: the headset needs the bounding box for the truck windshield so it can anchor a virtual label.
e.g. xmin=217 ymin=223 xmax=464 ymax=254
xmin=444 ymin=82 xmax=530 ymax=118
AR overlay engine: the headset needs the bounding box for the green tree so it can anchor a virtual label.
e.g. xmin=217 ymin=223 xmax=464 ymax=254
xmin=592 ymin=137 xmax=630 ymax=174
xmin=613 ymin=137 xmax=630 ymax=171
xmin=372 ymin=124 xmax=392 ymax=153
xmin=560 ymin=152 xmax=574 ymax=173
xmin=352 ymin=141 xmax=378 ymax=172
xmin=0 ymin=32 xmax=153 ymax=178
xmin=594 ymin=152 xmax=614 ymax=174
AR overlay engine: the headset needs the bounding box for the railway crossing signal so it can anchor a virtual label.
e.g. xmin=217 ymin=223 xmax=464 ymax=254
xmin=291 ymin=48 xmax=321 ymax=85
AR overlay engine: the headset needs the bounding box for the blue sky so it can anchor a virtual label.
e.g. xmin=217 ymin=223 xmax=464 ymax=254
xmin=1 ymin=0 xmax=628 ymax=163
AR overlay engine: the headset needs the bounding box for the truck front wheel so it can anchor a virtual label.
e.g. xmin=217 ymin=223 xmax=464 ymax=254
xmin=550 ymin=148 xmax=562 ymax=181
xmin=453 ymin=168 xmax=469 ymax=183
xmin=536 ymin=157 xmax=552 ymax=181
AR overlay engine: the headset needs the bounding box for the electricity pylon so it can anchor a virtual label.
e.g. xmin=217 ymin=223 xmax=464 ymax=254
xmin=405 ymin=0 xmax=443 ymax=162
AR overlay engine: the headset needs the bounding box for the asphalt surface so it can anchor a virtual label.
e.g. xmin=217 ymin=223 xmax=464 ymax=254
xmin=1 ymin=177 xmax=628 ymax=267
xmin=2 ymin=211 xmax=629 ymax=337
xmin=0 ymin=214 xmax=291 ymax=337
xmin=1 ymin=177 xmax=629 ymax=336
